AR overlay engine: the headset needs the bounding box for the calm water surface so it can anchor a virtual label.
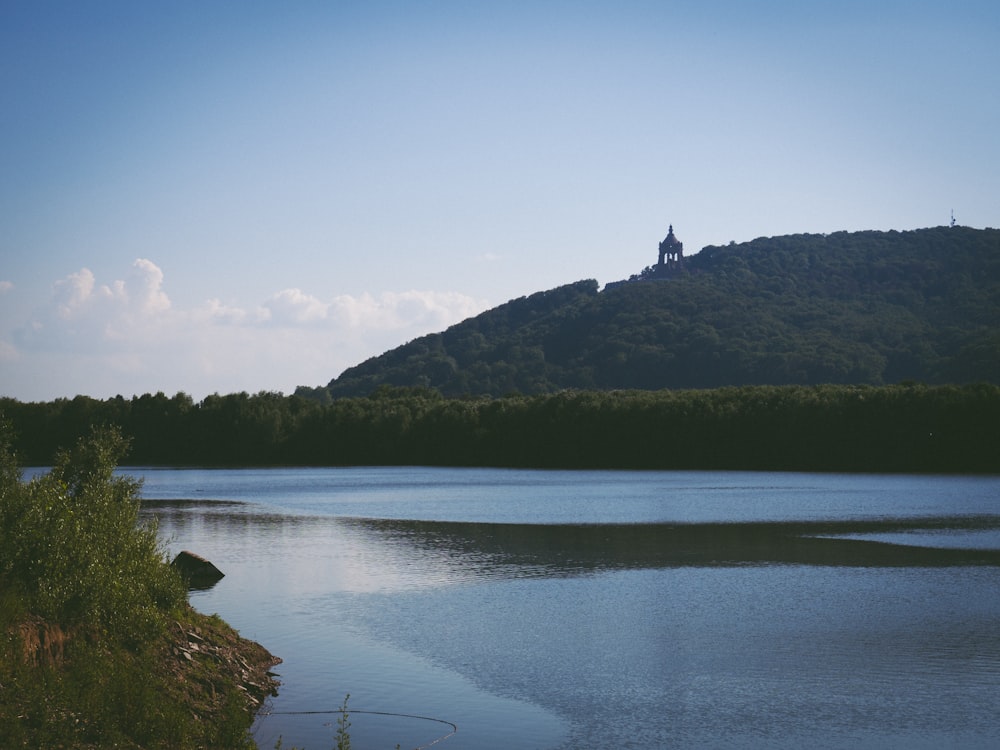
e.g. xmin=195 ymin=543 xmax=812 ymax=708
xmin=135 ymin=468 xmax=1000 ymax=749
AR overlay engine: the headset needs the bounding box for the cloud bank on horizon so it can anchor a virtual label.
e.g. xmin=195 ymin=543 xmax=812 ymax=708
xmin=1 ymin=1 xmax=998 ymax=401
xmin=1 ymin=259 xmax=484 ymax=401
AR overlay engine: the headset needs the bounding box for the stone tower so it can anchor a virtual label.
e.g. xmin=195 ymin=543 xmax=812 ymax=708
xmin=658 ymin=224 xmax=684 ymax=269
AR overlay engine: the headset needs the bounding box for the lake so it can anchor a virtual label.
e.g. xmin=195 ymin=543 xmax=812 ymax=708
xmin=135 ymin=468 xmax=1000 ymax=749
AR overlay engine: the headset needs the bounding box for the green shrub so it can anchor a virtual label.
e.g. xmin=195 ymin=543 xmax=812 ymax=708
xmin=1 ymin=422 xmax=269 ymax=748
xmin=0 ymin=424 xmax=185 ymax=645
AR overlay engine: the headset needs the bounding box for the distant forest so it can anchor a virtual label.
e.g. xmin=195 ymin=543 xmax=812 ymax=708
xmin=300 ymin=226 xmax=1000 ymax=400
xmin=3 ymin=383 xmax=998 ymax=473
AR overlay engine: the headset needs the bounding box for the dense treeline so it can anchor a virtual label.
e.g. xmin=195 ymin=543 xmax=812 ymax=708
xmin=4 ymin=383 xmax=998 ymax=473
xmin=305 ymin=226 xmax=1000 ymax=399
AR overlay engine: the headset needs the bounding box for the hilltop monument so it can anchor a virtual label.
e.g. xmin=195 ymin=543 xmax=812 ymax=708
xmin=658 ymin=224 xmax=684 ymax=270
xmin=604 ymin=222 xmax=688 ymax=289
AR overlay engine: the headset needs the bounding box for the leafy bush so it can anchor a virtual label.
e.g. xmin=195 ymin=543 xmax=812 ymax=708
xmin=0 ymin=423 xmax=185 ymax=645
xmin=0 ymin=422 xmax=272 ymax=748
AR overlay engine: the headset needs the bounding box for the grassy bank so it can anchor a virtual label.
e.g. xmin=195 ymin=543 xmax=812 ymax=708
xmin=0 ymin=423 xmax=280 ymax=748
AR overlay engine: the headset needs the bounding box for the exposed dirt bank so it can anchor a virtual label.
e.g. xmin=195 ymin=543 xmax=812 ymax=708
xmin=2 ymin=605 xmax=282 ymax=749
xmin=160 ymin=605 xmax=283 ymax=731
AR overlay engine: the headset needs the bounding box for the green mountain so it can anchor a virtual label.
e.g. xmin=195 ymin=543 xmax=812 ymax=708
xmin=301 ymin=226 xmax=1000 ymax=400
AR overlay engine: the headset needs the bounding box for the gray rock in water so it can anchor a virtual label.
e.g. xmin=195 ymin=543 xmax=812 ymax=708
xmin=171 ymin=550 xmax=225 ymax=590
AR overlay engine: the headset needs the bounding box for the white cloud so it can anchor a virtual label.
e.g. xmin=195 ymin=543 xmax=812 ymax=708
xmin=53 ymin=267 xmax=103 ymax=318
xmin=0 ymin=281 xmax=13 ymax=293
xmin=263 ymin=288 xmax=330 ymax=324
xmin=2 ymin=259 xmax=490 ymax=400
xmin=128 ymin=259 xmax=170 ymax=315
xmin=42 ymin=259 xmax=170 ymax=329
xmin=20 ymin=260 xmax=174 ymax=353
xmin=194 ymin=297 xmax=277 ymax=326
xmin=329 ymin=290 xmax=484 ymax=332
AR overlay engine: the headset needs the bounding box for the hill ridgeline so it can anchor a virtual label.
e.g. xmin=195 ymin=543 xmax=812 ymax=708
xmin=299 ymin=225 xmax=1000 ymax=400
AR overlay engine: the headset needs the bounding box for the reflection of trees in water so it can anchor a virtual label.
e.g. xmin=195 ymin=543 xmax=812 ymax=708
xmin=141 ymin=502 xmax=1000 ymax=583
xmin=142 ymin=499 xmax=306 ymax=529
xmin=346 ymin=517 xmax=1000 ymax=576
xmin=141 ymin=499 xmax=324 ymax=566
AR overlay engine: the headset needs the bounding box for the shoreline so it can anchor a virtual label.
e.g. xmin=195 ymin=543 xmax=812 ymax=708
xmin=164 ymin=605 xmax=283 ymax=739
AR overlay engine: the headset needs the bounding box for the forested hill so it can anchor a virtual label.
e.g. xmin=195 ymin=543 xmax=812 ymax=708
xmin=300 ymin=226 xmax=1000 ymax=400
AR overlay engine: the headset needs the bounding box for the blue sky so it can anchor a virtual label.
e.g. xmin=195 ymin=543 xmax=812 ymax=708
xmin=2 ymin=0 xmax=998 ymax=401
